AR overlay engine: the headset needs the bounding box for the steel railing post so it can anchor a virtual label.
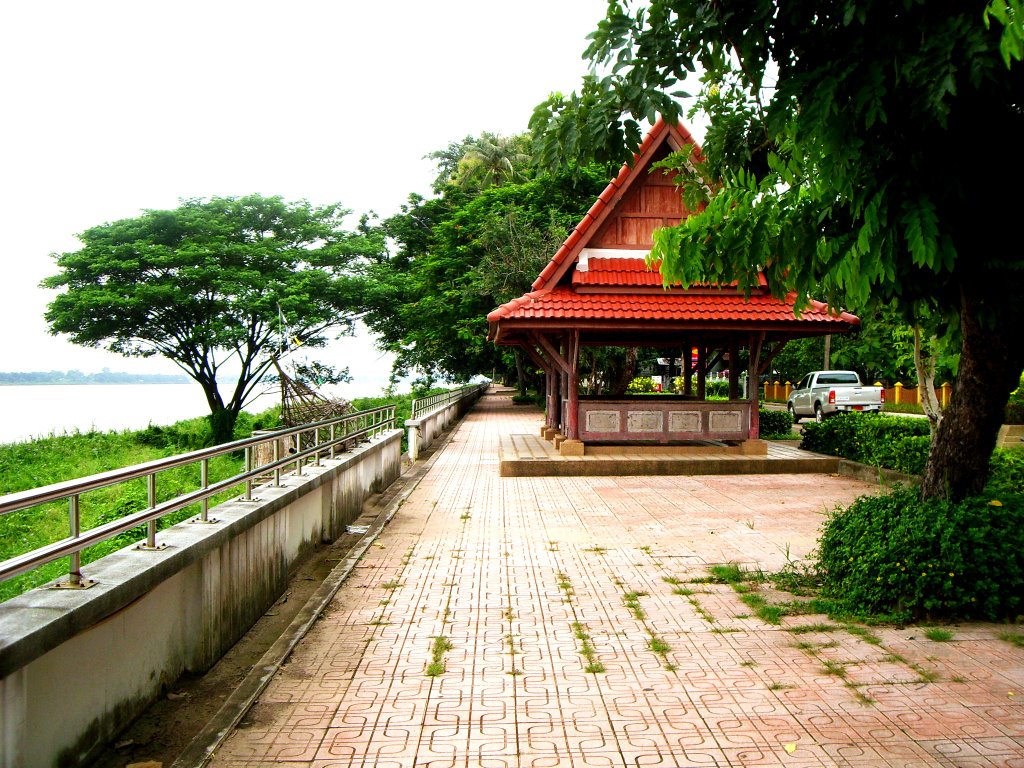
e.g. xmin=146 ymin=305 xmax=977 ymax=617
xmin=137 ymin=472 xmax=164 ymax=550
xmin=68 ymin=495 xmax=81 ymax=587
xmin=274 ymin=439 xmax=281 ymax=487
xmin=244 ymin=446 xmax=255 ymax=499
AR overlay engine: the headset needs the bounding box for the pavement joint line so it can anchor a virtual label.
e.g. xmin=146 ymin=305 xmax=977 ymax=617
xmin=169 ymin=412 xmax=473 ymax=768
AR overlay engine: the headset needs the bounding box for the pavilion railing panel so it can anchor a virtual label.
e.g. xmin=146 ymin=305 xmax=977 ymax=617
xmin=0 ymin=405 xmax=396 ymax=588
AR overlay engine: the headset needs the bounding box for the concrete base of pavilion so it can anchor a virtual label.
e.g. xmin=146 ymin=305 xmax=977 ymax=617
xmin=499 ymin=432 xmax=839 ymax=477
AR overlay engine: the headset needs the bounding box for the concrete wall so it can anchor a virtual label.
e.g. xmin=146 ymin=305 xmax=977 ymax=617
xmin=0 ymin=430 xmax=401 ymax=768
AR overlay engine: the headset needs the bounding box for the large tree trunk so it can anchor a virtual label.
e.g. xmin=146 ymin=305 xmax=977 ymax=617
xmin=514 ymin=349 xmax=527 ymax=395
xmin=610 ymin=347 xmax=639 ymax=396
xmin=208 ymin=406 xmax=240 ymax=446
xmin=920 ymin=287 xmax=1024 ymax=501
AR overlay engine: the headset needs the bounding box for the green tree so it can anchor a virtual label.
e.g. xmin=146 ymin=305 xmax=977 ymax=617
xmin=361 ymin=166 xmax=608 ymax=388
xmin=531 ymin=0 xmax=1024 ymax=501
xmin=43 ymin=195 xmax=383 ymax=444
xmin=426 ymin=132 xmax=534 ymax=193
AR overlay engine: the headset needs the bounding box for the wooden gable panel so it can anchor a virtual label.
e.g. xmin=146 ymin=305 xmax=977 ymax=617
xmin=590 ymin=167 xmax=690 ymax=249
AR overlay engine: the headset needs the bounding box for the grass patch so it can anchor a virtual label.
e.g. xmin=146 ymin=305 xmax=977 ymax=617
xmin=647 ymin=636 xmax=671 ymax=654
xmin=820 ymin=659 xmax=847 ymax=676
xmin=571 ymin=622 xmax=605 ymax=674
xmin=999 ymin=631 xmax=1024 ymax=649
xmin=787 ymin=623 xmax=838 ymax=634
xmin=425 ymin=635 xmax=453 ymax=677
xmin=708 ymin=563 xmax=746 ymax=583
xmin=845 ymin=625 xmax=883 ymax=645
xmin=623 ymin=591 xmax=648 ymax=621
xmin=924 ymin=627 xmax=954 ymax=642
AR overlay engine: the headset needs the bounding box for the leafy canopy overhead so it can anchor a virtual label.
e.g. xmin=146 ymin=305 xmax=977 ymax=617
xmin=532 ymin=0 xmax=1024 ymax=317
xmin=44 ymin=194 xmax=383 ymax=442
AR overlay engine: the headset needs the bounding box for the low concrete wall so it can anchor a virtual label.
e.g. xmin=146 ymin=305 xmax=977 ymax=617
xmin=0 ymin=429 xmax=402 ymax=768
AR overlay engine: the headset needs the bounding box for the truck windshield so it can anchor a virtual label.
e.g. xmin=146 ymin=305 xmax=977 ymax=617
xmin=817 ymin=373 xmax=860 ymax=385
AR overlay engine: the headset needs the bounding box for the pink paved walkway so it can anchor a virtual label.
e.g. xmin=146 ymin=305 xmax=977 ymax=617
xmin=209 ymin=390 xmax=1024 ymax=767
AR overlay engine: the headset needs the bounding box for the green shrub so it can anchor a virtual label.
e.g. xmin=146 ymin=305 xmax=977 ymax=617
xmin=988 ymin=449 xmax=1024 ymax=497
xmin=704 ymin=379 xmax=730 ymax=398
xmin=800 ymin=413 xmax=930 ymax=471
xmin=759 ymin=408 xmax=793 ymax=437
xmin=818 ymin=487 xmax=1024 ymax=621
xmin=890 ymin=435 xmax=931 ymax=475
xmin=627 ymin=376 xmax=656 ymax=393
xmin=1007 ymin=375 xmax=1024 ymax=424
xmin=511 ymin=391 xmax=545 ymax=407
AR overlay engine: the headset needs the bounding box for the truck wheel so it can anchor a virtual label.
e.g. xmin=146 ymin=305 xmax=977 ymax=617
xmin=788 ymin=403 xmax=800 ymax=424
xmin=814 ymin=404 xmax=825 ymax=423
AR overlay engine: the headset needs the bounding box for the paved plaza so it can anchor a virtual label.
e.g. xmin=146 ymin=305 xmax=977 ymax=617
xmin=207 ymin=390 xmax=1024 ymax=767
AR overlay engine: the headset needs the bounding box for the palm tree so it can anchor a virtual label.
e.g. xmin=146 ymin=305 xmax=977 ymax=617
xmin=453 ymin=133 xmax=532 ymax=191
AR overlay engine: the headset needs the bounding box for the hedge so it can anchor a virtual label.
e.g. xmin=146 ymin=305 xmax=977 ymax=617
xmin=799 ymin=413 xmax=930 ymax=470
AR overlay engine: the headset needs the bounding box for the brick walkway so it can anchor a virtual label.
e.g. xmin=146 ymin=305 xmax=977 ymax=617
xmin=208 ymin=390 xmax=1024 ymax=767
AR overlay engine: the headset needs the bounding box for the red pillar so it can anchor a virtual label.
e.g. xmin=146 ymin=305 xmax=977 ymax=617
xmin=748 ymin=333 xmax=764 ymax=439
xmin=567 ymin=330 xmax=580 ymax=439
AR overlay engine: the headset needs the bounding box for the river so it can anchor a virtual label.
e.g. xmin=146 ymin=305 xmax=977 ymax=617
xmin=0 ymin=378 xmax=392 ymax=445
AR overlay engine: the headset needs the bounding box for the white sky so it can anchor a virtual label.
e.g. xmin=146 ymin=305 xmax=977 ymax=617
xmin=0 ymin=0 xmax=705 ymax=390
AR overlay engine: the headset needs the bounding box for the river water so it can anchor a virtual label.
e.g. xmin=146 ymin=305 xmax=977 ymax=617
xmin=0 ymin=379 xmax=390 ymax=445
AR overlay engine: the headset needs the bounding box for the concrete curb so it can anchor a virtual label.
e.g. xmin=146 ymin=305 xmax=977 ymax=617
xmin=836 ymin=458 xmax=921 ymax=487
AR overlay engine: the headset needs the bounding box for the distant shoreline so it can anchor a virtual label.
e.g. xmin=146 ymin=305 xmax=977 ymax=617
xmin=0 ymin=373 xmax=190 ymax=386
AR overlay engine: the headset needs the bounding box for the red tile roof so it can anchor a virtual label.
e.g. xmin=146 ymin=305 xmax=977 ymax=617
xmin=572 ymin=257 xmax=769 ymax=290
xmin=573 ymin=257 xmax=664 ymax=287
xmin=488 ymin=287 xmax=859 ymax=327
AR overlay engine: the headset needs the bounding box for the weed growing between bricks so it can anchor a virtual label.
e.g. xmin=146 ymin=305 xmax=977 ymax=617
xmin=549 ymin=556 xmax=606 ymax=674
xmin=588 ymin=545 xmax=677 ymax=672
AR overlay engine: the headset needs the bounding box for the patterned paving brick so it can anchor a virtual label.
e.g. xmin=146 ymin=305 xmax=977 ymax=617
xmin=208 ymin=390 xmax=1024 ymax=767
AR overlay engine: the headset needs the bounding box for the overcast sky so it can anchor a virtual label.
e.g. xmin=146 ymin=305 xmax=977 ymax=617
xmin=0 ymin=0 xmax=705 ymax=388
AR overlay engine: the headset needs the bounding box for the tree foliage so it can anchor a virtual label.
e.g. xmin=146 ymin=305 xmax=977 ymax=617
xmin=43 ymin=194 xmax=383 ymax=443
xmin=531 ymin=0 xmax=1024 ymax=500
xmin=360 ymin=145 xmax=608 ymax=388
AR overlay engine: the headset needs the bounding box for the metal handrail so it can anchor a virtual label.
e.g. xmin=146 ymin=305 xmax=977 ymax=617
xmin=0 ymin=405 xmax=397 ymax=587
xmin=410 ymin=383 xmax=488 ymax=420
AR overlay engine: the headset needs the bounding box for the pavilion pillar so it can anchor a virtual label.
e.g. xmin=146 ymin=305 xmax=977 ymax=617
xmin=533 ymin=332 xmax=574 ymax=441
xmin=683 ymin=342 xmax=693 ymax=396
xmin=556 ymin=331 xmax=584 ymax=455
xmin=524 ymin=338 xmax=559 ymax=435
xmin=566 ymin=331 xmax=580 ymax=440
xmin=546 ymin=369 xmax=558 ymax=429
xmin=748 ymin=333 xmax=765 ymax=439
xmin=696 ymin=346 xmax=707 ymax=400
xmin=728 ymin=338 xmax=740 ymax=399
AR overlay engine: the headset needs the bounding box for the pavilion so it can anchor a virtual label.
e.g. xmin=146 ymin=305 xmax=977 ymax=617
xmin=487 ymin=118 xmax=858 ymax=457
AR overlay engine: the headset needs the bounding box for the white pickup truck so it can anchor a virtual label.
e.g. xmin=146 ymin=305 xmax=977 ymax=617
xmin=787 ymin=370 xmax=885 ymax=423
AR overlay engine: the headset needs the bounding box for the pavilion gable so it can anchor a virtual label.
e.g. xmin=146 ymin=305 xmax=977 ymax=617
xmin=531 ymin=117 xmax=703 ymax=292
